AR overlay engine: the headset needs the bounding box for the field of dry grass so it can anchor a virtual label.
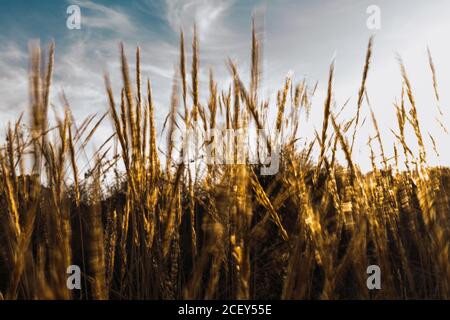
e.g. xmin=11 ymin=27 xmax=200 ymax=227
xmin=0 ymin=25 xmax=449 ymax=300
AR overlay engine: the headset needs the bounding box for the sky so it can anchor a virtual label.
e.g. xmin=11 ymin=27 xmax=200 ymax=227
xmin=0 ymin=0 xmax=449 ymax=172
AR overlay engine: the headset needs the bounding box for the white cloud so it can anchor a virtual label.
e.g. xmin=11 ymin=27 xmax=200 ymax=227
xmin=0 ymin=42 xmax=29 ymax=127
xmin=165 ymin=0 xmax=233 ymax=39
xmin=70 ymin=0 xmax=136 ymax=34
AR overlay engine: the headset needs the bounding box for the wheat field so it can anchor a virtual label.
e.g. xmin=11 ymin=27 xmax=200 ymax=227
xmin=0 ymin=25 xmax=449 ymax=300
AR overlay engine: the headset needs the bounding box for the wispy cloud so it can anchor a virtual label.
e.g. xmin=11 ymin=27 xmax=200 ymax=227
xmin=70 ymin=0 xmax=136 ymax=34
xmin=165 ymin=0 xmax=233 ymax=39
xmin=0 ymin=42 xmax=29 ymax=126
